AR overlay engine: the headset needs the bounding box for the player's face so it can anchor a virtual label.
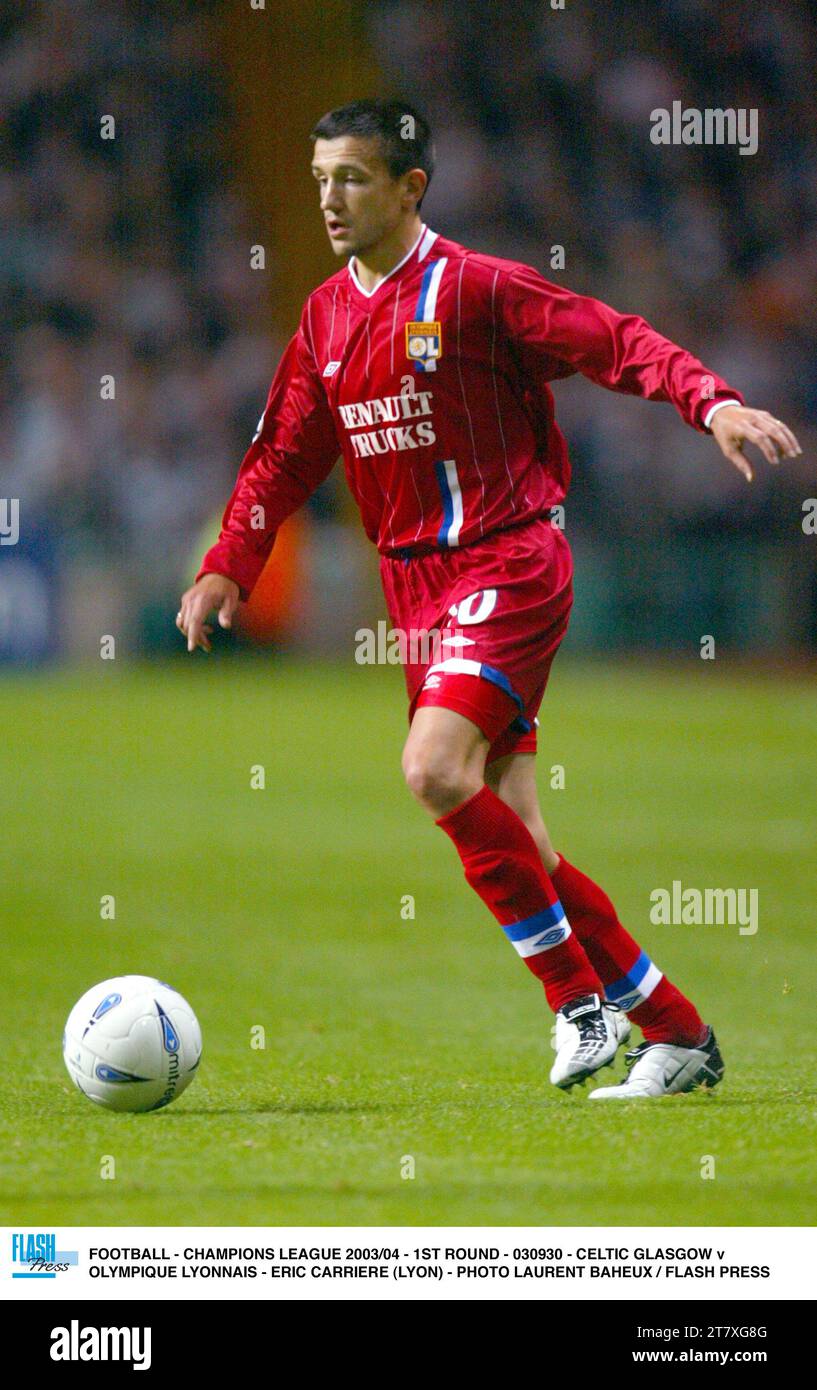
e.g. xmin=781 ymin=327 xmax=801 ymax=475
xmin=311 ymin=136 xmax=414 ymax=257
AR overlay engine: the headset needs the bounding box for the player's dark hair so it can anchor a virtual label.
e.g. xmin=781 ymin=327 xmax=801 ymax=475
xmin=310 ymin=99 xmax=434 ymax=211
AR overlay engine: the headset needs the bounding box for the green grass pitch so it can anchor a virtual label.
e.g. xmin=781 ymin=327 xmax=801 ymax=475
xmin=1 ymin=656 xmax=815 ymax=1226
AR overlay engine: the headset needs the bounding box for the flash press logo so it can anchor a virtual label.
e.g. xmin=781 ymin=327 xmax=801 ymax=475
xmin=50 ymin=1321 xmax=152 ymax=1371
xmin=11 ymin=1232 xmax=78 ymax=1278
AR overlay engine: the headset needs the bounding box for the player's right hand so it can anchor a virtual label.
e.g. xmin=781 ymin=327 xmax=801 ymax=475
xmin=176 ymin=573 xmax=240 ymax=653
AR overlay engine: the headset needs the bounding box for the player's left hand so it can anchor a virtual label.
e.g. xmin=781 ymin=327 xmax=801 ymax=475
xmin=710 ymin=405 xmax=802 ymax=482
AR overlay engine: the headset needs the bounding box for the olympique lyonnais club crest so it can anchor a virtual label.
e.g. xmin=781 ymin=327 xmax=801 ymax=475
xmin=406 ymin=320 xmax=442 ymax=364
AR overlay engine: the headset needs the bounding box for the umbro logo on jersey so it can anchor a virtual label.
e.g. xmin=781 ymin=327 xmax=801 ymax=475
xmin=405 ymin=321 xmax=442 ymax=362
xmin=323 ymin=361 xmax=341 ymax=377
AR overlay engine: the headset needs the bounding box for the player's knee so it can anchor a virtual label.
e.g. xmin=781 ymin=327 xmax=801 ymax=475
xmin=402 ymin=743 xmax=478 ymax=814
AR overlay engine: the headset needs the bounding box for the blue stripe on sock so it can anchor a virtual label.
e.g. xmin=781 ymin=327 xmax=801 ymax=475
xmin=606 ymin=950 xmax=653 ymax=1004
xmin=502 ymin=900 xmax=565 ymax=942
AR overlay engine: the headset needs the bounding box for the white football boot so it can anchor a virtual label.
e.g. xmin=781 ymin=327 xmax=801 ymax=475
xmin=549 ymin=993 xmax=632 ymax=1089
xmin=589 ymin=1027 xmax=724 ymax=1099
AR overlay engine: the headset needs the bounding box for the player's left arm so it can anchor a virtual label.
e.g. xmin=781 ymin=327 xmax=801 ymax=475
xmin=500 ymin=265 xmax=802 ymax=480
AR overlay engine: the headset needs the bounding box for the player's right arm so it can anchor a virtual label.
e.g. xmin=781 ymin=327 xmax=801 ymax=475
xmin=177 ymin=299 xmax=339 ymax=653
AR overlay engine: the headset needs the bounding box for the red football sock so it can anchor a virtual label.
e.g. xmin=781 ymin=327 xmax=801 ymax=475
xmin=550 ymin=855 xmax=706 ymax=1047
xmin=436 ymin=786 xmax=603 ymax=1013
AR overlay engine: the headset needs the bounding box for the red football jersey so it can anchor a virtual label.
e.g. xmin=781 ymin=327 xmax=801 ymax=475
xmin=198 ymin=224 xmax=743 ymax=597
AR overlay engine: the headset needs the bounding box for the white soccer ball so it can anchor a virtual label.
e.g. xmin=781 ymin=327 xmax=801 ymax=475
xmin=63 ymin=975 xmax=202 ymax=1113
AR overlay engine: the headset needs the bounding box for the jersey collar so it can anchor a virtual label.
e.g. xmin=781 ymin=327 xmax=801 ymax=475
xmin=347 ymin=224 xmax=439 ymax=299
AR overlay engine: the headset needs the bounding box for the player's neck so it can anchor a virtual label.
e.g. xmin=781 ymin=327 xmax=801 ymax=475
xmin=351 ymin=217 xmax=424 ymax=293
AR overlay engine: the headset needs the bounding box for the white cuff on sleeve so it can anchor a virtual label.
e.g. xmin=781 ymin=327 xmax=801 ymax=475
xmin=703 ymin=399 xmax=742 ymax=430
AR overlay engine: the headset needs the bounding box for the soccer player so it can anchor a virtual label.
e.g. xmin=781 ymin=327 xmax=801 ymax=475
xmin=177 ymin=101 xmax=801 ymax=1097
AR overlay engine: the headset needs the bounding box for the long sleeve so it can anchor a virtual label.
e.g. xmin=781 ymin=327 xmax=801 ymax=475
xmin=197 ymin=301 xmax=340 ymax=599
xmin=500 ymin=263 xmax=743 ymax=433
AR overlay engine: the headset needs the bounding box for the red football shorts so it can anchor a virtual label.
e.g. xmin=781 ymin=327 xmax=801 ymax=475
xmin=379 ymin=516 xmax=573 ymax=764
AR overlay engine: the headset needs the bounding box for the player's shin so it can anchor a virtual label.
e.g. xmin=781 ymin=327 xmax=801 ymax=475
xmin=435 ymin=786 xmax=602 ymax=1012
xmin=550 ymin=855 xmax=707 ymax=1047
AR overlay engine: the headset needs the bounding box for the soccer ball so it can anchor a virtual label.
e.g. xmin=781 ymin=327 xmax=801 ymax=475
xmin=63 ymin=975 xmax=202 ymax=1113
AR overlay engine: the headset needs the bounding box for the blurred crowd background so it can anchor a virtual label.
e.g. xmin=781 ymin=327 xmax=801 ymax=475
xmin=1 ymin=0 xmax=815 ymax=663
